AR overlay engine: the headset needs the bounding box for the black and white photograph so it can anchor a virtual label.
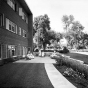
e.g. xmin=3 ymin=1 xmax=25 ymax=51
xmin=0 ymin=0 xmax=88 ymax=88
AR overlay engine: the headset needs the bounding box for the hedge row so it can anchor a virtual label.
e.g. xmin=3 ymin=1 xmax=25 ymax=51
xmin=0 ymin=56 xmax=25 ymax=66
xmin=51 ymin=53 xmax=88 ymax=80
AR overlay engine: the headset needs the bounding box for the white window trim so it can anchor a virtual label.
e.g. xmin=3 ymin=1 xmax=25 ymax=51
xmin=7 ymin=0 xmax=15 ymax=10
xmin=19 ymin=27 xmax=21 ymax=35
xmin=23 ymin=30 xmax=27 ymax=38
xmin=23 ymin=29 xmax=25 ymax=37
xmin=0 ymin=44 xmax=2 ymax=59
xmin=6 ymin=18 xmax=9 ymax=30
xmin=6 ymin=18 xmax=17 ymax=34
xmin=19 ymin=8 xmax=23 ymax=16
xmin=15 ymin=25 xmax=17 ymax=34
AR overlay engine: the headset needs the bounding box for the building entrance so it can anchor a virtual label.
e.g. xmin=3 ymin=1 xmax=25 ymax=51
xmin=8 ymin=45 xmax=15 ymax=57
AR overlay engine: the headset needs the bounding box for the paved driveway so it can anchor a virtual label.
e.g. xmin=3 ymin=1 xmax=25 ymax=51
xmin=0 ymin=57 xmax=55 ymax=88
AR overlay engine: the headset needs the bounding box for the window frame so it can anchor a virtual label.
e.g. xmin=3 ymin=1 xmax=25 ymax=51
xmin=23 ymin=29 xmax=27 ymax=38
xmin=6 ymin=18 xmax=17 ymax=33
xmin=7 ymin=0 xmax=15 ymax=10
xmin=18 ymin=27 xmax=21 ymax=35
xmin=0 ymin=13 xmax=4 ymax=27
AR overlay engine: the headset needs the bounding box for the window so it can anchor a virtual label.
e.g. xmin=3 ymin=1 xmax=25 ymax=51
xmin=6 ymin=18 xmax=17 ymax=33
xmin=12 ymin=22 xmax=15 ymax=32
xmin=22 ymin=12 xmax=24 ymax=20
xmin=19 ymin=8 xmax=25 ymax=19
xmin=23 ymin=30 xmax=25 ymax=37
xmin=24 ymin=13 xmax=28 ymax=24
xmin=6 ymin=18 xmax=9 ymax=30
xmin=19 ymin=8 xmax=28 ymax=24
xmin=23 ymin=30 xmax=27 ymax=38
xmin=19 ymin=8 xmax=22 ymax=16
xmin=24 ymin=31 xmax=27 ymax=37
xmin=26 ymin=17 xmax=28 ymax=24
xmin=7 ymin=0 xmax=15 ymax=10
xmin=15 ymin=3 xmax=18 ymax=12
xmin=15 ymin=25 xmax=17 ymax=34
xmin=18 ymin=27 xmax=21 ymax=35
xmin=0 ymin=44 xmax=1 ymax=58
xmin=9 ymin=20 xmax=12 ymax=31
xmin=7 ymin=45 xmax=16 ymax=57
xmin=0 ymin=14 xmax=2 ymax=26
xmin=0 ymin=14 xmax=4 ymax=26
xmin=24 ymin=14 xmax=26 ymax=22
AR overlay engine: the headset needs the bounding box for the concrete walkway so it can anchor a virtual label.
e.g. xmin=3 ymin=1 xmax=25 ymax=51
xmin=15 ymin=56 xmax=56 ymax=63
xmin=15 ymin=56 xmax=76 ymax=88
xmin=45 ymin=64 xmax=76 ymax=88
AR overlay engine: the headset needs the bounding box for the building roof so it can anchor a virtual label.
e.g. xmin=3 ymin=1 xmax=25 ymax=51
xmin=18 ymin=0 xmax=32 ymax=15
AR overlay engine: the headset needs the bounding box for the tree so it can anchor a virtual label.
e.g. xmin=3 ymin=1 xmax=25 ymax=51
xmin=62 ymin=15 xmax=74 ymax=32
xmin=33 ymin=14 xmax=50 ymax=32
xmin=55 ymin=32 xmax=63 ymax=42
xmin=69 ymin=15 xmax=74 ymax=23
xmin=33 ymin=14 xmax=51 ymax=49
xmin=62 ymin=15 xmax=69 ymax=32
xmin=62 ymin=15 xmax=84 ymax=49
xmin=47 ymin=30 xmax=56 ymax=40
xmin=81 ymin=33 xmax=88 ymax=48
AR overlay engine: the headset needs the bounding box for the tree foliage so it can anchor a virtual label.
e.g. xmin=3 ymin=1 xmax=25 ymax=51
xmin=62 ymin=15 xmax=85 ymax=49
xmin=62 ymin=15 xmax=74 ymax=32
xmin=33 ymin=14 xmax=50 ymax=32
xmin=33 ymin=14 xmax=51 ymax=49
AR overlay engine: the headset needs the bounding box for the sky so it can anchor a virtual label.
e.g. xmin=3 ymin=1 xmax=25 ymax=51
xmin=25 ymin=0 xmax=88 ymax=33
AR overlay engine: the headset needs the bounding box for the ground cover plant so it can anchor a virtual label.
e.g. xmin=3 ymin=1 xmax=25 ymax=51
xmin=54 ymin=64 xmax=88 ymax=88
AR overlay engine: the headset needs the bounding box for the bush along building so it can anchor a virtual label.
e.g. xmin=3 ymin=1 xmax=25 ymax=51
xmin=0 ymin=0 xmax=33 ymax=65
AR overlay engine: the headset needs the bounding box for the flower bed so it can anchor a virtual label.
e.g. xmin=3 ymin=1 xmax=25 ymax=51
xmin=52 ymin=53 xmax=88 ymax=79
xmin=51 ymin=53 xmax=88 ymax=87
xmin=54 ymin=64 xmax=88 ymax=88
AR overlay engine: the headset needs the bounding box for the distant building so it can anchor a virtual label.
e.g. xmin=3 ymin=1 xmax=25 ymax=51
xmin=0 ymin=0 xmax=33 ymax=60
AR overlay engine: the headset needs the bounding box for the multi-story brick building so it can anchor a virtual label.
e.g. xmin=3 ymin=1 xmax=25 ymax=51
xmin=0 ymin=0 xmax=33 ymax=61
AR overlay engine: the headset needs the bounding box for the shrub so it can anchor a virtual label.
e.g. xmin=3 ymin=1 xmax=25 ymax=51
xmin=4 ymin=58 xmax=14 ymax=63
xmin=58 ymin=47 xmax=69 ymax=54
xmin=41 ymin=50 xmax=54 ymax=52
xmin=52 ymin=53 xmax=88 ymax=80
xmin=0 ymin=59 xmax=4 ymax=66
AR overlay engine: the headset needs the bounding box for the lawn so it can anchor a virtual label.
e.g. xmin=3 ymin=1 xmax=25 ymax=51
xmin=52 ymin=52 xmax=88 ymax=88
xmin=64 ymin=52 xmax=88 ymax=64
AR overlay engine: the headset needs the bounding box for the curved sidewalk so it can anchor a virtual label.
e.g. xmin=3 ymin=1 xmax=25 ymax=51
xmin=45 ymin=63 xmax=76 ymax=88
